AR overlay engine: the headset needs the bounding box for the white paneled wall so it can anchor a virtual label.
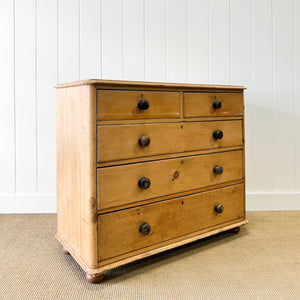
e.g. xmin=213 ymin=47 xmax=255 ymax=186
xmin=1 ymin=0 xmax=300 ymax=212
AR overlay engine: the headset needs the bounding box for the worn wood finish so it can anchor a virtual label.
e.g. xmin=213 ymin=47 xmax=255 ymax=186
xmin=229 ymin=226 xmax=241 ymax=234
xmin=184 ymin=93 xmax=243 ymax=117
xmin=56 ymin=85 xmax=98 ymax=269
xmin=97 ymin=120 xmax=243 ymax=162
xmin=96 ymin=146 xmax=243 ymax=168
xmin=97 ymin=116 xmax=243 ymax=126
xmin=97 ymin=219 xmax=248 ymax=271
xmin=97 ymin=90 xmax=180 ymax=120
xmin=85 ymin=273 xmax=104 ymax=284
xmin=98 ymin=184 xmax=244 ymax=261
xmin=97 ymin=180 xmax=244 ymax=214
xmin=55 ymin=79 xmax=245 ymax=90
xmin=97 ymin=150 xmax=243 ymax=210
xmin=56 ymin=79 xmax=246 ymax=283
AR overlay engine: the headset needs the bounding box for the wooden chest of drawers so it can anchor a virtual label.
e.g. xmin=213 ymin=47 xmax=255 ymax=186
xmin=55 ymin=80 xmax=247 ymax=283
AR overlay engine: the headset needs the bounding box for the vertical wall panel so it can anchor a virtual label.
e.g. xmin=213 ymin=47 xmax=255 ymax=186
xmin=166 ymin=0 xmax=187 ymax=82
xmin=187 ymin=0 xmax=209 ymax=83
xmin=230 ymin=0 xmax=251 ymax=86
xmin=58 ymin=0 xmax=80 ymax=82
xmin=252 ymin=0 xmax=274 ymax=191
xmin=36 ymin=0 xmax=57 ymax=194
xmin=295 ymin=0 xmax=300 ymax=190
xmin=209 ymin=0 xmax=230 ymax=84
xmin=123 ymin=0 xmax=144 ymax=80
xmin=102 ymin=0 xmax=123 ymax=79
xmin=273 ymin=0 xmax=294 ymax=191
xmin=2 ymin=0 xmax=300 ymax=212
xmin=145 ymin=0 xmax=166 ymax=81
xmin=0 ymin=0 xmax=15 ymax=194
xmin=80 ymin=0 xmax=101 ymax=79
xmin=230 ymin=0 xmax=253 ymax=191
xmin=15 ymin=0 xmax=37 ymax=193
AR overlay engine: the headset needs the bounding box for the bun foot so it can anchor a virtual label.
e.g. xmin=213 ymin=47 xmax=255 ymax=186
xmin=62 ymin=247 xmax=70 ymax=255
xmin=86 ymin=273 xmax=104 ymax=284
xmin=229 ymin=226 xmax=241 ymax=234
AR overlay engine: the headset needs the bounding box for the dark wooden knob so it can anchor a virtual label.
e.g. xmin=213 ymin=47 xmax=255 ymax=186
xmin=139 ymin=135 xmax=151 ymax=147
xmin=213 ymin=101 xmax=222 ymax=109
xmin=214 ymin=204 xmax=224 ymax=214
xmin=139 ymin=222 xmax=151 ymax=235
xmin=138 ymin=99 xmax=149 ymax=110
xmin=213 ymin=165 xmax=223 ymax=175
xmin=138 ymin=177 xmax=151 ymax=189
xmin=213 ymin=130 xmax=223 ymax=139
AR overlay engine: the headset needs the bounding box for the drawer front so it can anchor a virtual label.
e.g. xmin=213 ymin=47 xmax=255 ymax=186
xmin=97 ymin=120 xmax=243 ymax=162
xmin=98 ymin=184 xmax=244 ymax=261
xmin=184 ymin=93 xmax=243 ymax=117
xmin=97 ymin=90 xmax=180 ymax=120
xmin=97 ymin=150 xmax=243 ymax=210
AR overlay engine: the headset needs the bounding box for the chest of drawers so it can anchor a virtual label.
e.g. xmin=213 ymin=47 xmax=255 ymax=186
xmin=55 ymin=80 xmax=247 ymax=283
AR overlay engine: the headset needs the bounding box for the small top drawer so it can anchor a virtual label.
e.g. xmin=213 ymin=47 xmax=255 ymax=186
xmin=184 ymin=93 xmax=243 ymax=118
xmin=97 ymin=90 xmax=180 ymax=120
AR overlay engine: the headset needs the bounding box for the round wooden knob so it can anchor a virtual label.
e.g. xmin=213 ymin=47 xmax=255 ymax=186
xmin=139 ymin=135 xmax=151 ymax=147
xmin=214 ymin=204 xmax=224 ymax=214
xmin=138 ymin=177 xmax=151 ymax=189
xmin=139 ymin=222 xmax=151 ymax=235
xmin=213 ymin=165 xmax=223 ymax=175
xmin=138 ymin=99 xmax=149 ymax=110
xmin=213 ymin=100 xmax=222 ymax=109
xmin=213 ymin=130 xmax=223 ymax=139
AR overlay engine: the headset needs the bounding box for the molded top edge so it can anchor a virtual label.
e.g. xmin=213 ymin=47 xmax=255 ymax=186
xmin=55 ymin=79 xmax=246 ymax=90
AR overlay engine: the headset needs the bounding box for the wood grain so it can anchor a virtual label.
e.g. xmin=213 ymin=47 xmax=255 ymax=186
xmin=97 ymin=150 xmax=243 ymax=210
xmin=97 ymin=180 xmax=244 ymax=214
xmin=57 ymin=218 xmax=248 ymax=274
xmin=97 ymin=90 xmax=180 ymax=120
xmin=184 ymin=93 xmax=243 ymax=117
xmin=55 ymin=79 xmax=245 ymax=90
xmin=56 ymin=85 xmax=98 ymax=269
xmin=97 ymin=120 xmax=243 ymax=162
xmin=98 ymin=184 xmax=244 ymax=261
xmin=56 ymin=79 xmax=246 ymax=281
xmin=97 ymin=116 xmax=243 ymax=126
xmin=97 ymin=218 xmax=248 ymax=270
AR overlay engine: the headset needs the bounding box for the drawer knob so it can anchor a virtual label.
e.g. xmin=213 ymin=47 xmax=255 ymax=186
xmin=138 ymin=99 xmax=150 ymax=110
xmin=139 ymin=222 xmax=151 ymax=235
xmin=139 ymin=135 xmax=151 ymax=147
xmin=213 ymin=100 xmax=222 ymax=109
xmin=213 ymin=130 xmax=223 ymax=139
xmin=213 ymin=165 xmax=223 ymax=175
xmin=138 ymin=177 xmax=151 ymax=189
xmin=214 ymin=204 xmax=224 ymax=214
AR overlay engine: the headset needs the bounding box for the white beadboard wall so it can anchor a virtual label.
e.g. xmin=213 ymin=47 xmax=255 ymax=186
xmin=1 ymin=0 xmax=300 ymax=213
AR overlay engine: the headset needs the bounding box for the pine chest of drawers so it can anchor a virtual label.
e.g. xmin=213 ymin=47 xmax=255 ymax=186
xmin=55 ymin=80 xmax=247 ymax=283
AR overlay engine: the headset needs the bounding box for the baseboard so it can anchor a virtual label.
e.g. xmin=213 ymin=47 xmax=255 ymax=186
xmin=0 ymin=193 xmax=299 ymax=213
xmin=246 ymin=193 xmax=300 ymax=211
xmin=0 ymin=194 xmax=56 ymax=213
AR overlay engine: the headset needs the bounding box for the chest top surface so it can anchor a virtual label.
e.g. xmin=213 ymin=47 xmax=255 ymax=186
xmin=55 ymin=79 xmax=245 ymax=91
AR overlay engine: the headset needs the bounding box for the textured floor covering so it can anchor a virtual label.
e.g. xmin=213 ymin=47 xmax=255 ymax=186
xmin=0 ymin=212 xmax=299 ymax=299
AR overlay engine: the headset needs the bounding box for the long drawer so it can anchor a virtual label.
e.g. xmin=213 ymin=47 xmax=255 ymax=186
xmin=184 ymin=93 xmax=243 ymax=117
xmin=97 ymin=90 xmax=180 ymax=120
xmin=98 ymin=184 xmax=244 ymax=261
xmin=97 ymin=120 xmax=243 ymax=162
xmin=97 ymin=150 xmax=243 ymax=210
